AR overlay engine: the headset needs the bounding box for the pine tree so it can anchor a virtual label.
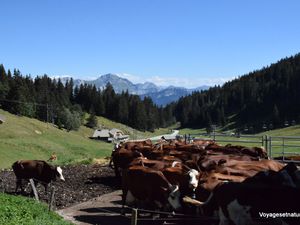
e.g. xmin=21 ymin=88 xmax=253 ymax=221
xmin=0 ymin=64 xmax=9 ymax=102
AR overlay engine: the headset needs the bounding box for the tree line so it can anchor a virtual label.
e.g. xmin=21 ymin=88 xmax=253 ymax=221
xmin=1 ymin=53 xmax=299 ymax=133
xmin=173 ymin=53 xmax=300 ymax=133
xmin=0 ymin=65 xmax=175 ymax=131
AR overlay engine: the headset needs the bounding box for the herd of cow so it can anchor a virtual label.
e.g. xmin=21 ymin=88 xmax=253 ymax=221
xmin=110 ymin=139 xmax=300 ymax=225
xmin=7 ymin=138 xmax=300 ymax=225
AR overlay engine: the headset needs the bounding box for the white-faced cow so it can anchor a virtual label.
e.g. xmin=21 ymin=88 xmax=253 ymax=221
xmin=12 ymin=160 xmax=65 ymax=192
xmin=185 ymin=163 xmax=300 ymax=225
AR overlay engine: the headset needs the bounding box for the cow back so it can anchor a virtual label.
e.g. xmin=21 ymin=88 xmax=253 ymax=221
xmin=12 ymin=160 xmax=56 ymax=184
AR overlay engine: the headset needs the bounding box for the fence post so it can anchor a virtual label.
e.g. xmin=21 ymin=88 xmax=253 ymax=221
xmin=29 ymin=179 xmax=39 ymax=202
xmin=268 ymin=136 xmax=272 ymax=159
xmin=131 ymin=208 xmax=138 ymax=225
xmin=264 ymin=135 xmax=269 ymax=158
xmin=48 ymin=186 xmax=55 ymax=211
xmin=282 ymin=137 xmax=285 ymax=161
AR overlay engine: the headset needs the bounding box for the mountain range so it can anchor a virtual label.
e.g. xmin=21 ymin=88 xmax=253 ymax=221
xmin=60 ymin=74 xmax=209 ymax=105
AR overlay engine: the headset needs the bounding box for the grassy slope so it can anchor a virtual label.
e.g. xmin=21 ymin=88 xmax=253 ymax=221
xmin=0 ymin=109 xmax=176 ymax=168
xmin=260 ymin=125 xmax=300 ymax=156
xmin=0 ymin=193 xmax=72 ymax=225
xmin=260 ymin=125 xmax=300 ymax=136
xmin=0 ymin=109 xmax=114 ymax=168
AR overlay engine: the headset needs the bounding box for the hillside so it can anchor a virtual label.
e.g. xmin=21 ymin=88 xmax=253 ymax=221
xmin=0 ymin=109 xmax=113 ymax=168
xmin=260 ymin=125 xmax=300 ymax=137
xmin=174 ymin=53 xmax=300 ymax=132
xmin=0 ymin=109 xmax=174 ymax=168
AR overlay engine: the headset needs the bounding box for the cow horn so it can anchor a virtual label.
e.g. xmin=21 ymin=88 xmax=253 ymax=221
xmin=182 ymin=196 xmax=204 ymax=206
xmin=169 ymin=184 xmax=179 ymax=192
xmin=173 ymin=184 xmax=179 ymax=192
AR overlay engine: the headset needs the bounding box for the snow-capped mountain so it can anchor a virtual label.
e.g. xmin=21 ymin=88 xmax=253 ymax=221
xmin=58 ymin=74 xmax=209 ymax=105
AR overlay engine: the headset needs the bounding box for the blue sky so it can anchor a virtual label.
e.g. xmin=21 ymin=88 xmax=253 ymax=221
xmin=0 ymin=0 xmax=299 ymax=88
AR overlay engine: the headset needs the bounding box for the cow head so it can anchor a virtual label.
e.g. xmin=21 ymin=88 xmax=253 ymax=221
xmin=188 ymin=169 xmax=200 ymax=190
xmin=56 ymin=166 xmax=65 ymax=181
xmin=167 ymin=184 xmax=181 ymax=210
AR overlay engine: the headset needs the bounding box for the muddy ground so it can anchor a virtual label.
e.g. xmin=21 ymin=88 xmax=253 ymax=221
xmin=0 ymin=164 xmax=119 ymax=210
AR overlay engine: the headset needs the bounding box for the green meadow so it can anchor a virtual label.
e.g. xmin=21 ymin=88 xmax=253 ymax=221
xmin=0 ymin=109 xmax=175 ymax=168
xmin=0 ymin=193 xmax=72 ymax=225
xmin=0 ymin=109 xmax=112 ymax=168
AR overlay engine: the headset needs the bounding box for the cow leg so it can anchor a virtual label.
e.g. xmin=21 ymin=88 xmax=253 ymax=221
xmin=122 ymin=190 xmax=138 ymax=215
xmin=218 ymin=207 xmax=230 ymax=225
xmin=15 ymin=178 xmax=22 ymax=193
xmin=108 ymin=157 xmax=114 ymax=169
xmin=43 ymin=182 xmax=49 ymax=193
xmin=115 ymin=167 xmax=121 ymax=178
xmin=24 ymin=180 xmax=31 ymax=193
xmin=121 ymin=188 xmax=128 ymax=215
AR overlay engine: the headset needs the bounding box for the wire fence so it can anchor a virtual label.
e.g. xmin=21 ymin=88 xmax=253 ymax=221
xmin=188 ymin=133 xmax=300 ymax=163
xmin=117 ymin=205 xmax=219 ymax=225
xmin=20 ymin=178 xmax=57 ymax=211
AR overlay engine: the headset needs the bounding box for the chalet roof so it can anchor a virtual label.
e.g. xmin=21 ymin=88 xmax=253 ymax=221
xmin=109 ymin=128 xmax=123 ymax=136
xmin=92 ymin=129 xmax=110 ymax=138
xmin=92 ymin=128 xmax=128 ymax=141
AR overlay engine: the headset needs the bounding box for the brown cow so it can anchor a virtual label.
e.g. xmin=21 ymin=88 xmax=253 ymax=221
xmin=205 ymin=144 xmax=268 ymax=158
xmin=189 ymin=163 xmax=300 ymax=225
xmin=122 ymin=165 xmax=182 ymax=212
xmin=110 ymin=148 xmax=143 ymax=177
xmin=216 ymin=159 xmax=284 ymax=175
xmin=12 ymin=160 xmax=65 ymax=192
xmin=198 ymin=154 xmax=259 ymax=171
xmin=122 ymin=139 xmax=153 ymax=151
xmin=196 ymin=159 xmax=284 ymax=201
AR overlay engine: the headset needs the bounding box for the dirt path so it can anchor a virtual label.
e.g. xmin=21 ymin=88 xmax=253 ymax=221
xmin=57 ymin=190 xmax=208 ymax=225
xmin=57 ymin=190 xmax=131 ymax=225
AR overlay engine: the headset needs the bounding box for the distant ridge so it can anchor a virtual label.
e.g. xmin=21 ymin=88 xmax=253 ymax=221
xmin=60 ymin=74 xmax=209 ymax=105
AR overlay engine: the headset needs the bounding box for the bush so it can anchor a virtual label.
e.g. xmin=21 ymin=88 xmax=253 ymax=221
xmin=56 ymin=107 xmax=82 ymax=131
xmin=86 ymin=113 xmax=98 ymax=128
